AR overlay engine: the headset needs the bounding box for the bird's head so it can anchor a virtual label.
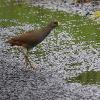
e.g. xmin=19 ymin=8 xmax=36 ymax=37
xmin=48 ymin=20 xmax=58 ymax=28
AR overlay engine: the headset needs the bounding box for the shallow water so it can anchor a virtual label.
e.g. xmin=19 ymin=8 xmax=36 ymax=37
xmin=0 ymin=1 xmax=100 ymax=100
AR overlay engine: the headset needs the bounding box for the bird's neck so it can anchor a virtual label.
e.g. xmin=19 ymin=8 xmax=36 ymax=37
xmin=45 ymin=25 xmax=54 ymax=32
xmin=40 ymin=26 xmax=53 ymax=38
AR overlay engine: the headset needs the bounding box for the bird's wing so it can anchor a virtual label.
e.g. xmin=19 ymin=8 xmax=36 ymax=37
xmin=7 ymin=27 xmax=48 ymax=46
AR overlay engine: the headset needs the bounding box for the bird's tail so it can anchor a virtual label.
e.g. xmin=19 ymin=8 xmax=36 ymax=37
xmin=6 ymin=38 xmax=15 ymax=46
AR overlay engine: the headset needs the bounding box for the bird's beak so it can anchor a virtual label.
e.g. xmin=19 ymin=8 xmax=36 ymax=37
xmin=58 ymin=22 xmax=60 ymax=26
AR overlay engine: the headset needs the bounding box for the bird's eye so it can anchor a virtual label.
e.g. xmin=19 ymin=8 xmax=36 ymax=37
xmin=54 ymin=22 xmax=58 ymax=25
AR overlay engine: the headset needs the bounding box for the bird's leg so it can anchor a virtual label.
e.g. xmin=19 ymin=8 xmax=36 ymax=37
xmin=24 ymin=49 xmax=33 ymax=69
xmin=17 ymin=47 xmax=28 ymax=67
xmin=22 ymin=49 xmax=29 ymax=68
xmin=18 ymin=47 xmax=33 ymax=69
xmin=23 ymin=49 xmax=38 ymax=70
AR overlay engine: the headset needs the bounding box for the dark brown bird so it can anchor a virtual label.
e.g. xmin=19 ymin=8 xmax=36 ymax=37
xmin=6 ymin=20 xmax=58 ymax=69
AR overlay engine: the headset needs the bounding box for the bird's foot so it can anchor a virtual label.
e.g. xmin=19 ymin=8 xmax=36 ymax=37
xmin=25 ymin=62 xmax=38 ymax=71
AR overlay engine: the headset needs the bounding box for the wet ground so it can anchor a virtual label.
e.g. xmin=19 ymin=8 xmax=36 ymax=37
xmin=0 ymin=1 xmax=100 ymax=100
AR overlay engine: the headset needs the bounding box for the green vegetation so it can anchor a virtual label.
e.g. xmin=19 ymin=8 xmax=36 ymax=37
xmin=0 ymin=1 xmax=100 ymax=85
xmin=67 ymin=71 xmax=100 ymax=85
xmin=0 ymin=1 xmax=99 ymax=44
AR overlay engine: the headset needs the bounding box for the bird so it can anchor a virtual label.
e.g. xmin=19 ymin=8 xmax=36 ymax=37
xmin=6 ymin=20 xmax=58 ymax=69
